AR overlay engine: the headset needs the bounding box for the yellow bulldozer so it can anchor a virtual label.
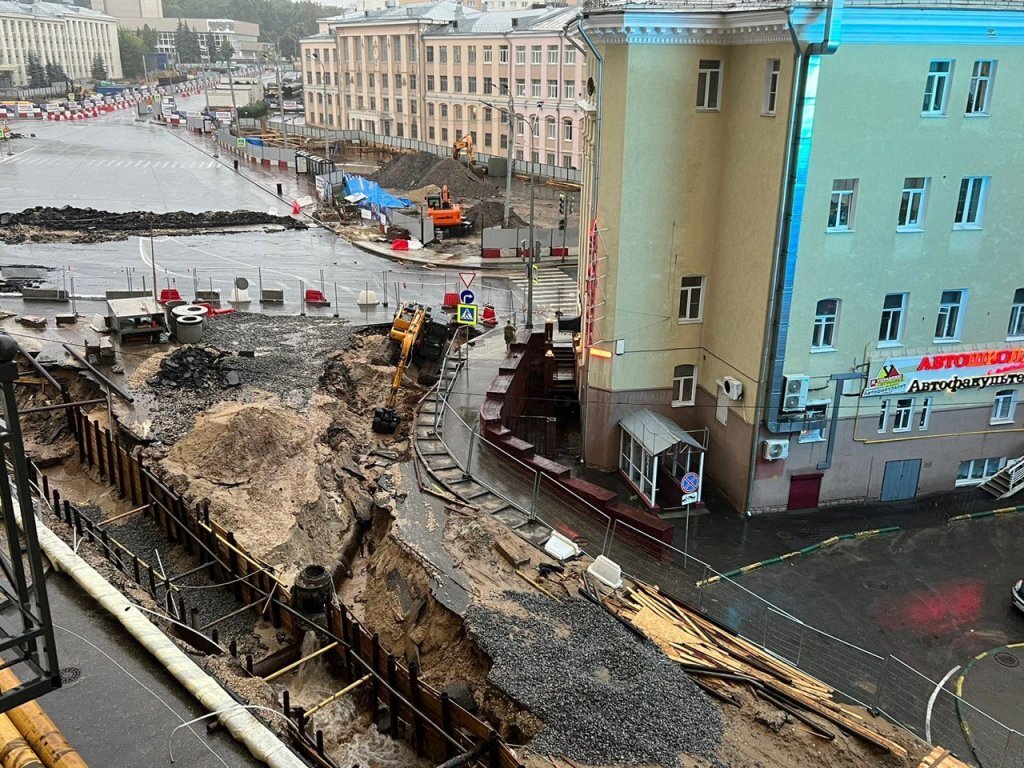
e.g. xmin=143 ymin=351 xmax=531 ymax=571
xmin=452 ymin=133 xmax=475 ymax=165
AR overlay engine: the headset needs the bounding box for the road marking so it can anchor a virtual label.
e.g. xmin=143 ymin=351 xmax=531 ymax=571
xmin=926 ymin=664 xmax=961 ymax=743
xmin=137 ymin=236 xmax=193 ymax=281
xmin=161 ymin=236 xmax=308 ymax=283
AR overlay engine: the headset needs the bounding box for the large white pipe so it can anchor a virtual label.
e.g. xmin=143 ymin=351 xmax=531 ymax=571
xmin=17 ymin=504 xmax=305 ymax=768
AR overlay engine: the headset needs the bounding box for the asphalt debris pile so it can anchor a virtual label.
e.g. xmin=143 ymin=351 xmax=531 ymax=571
xmin=147 ymin=346 xmax=240 ymax=391
xmin=1 ymin=206 xmax=306 ymax=244
xmin=0 ymin=264 xmax=52 ymax=292
xmin=464 ymin=200 xmax=527 ymax=230
xmin=466 ymin=590 xmax=723 ymax=767
xmin=371 ymin=152 xmax=495 ymax=199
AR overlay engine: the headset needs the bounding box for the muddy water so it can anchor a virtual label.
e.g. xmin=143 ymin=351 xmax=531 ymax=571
xmin=287 ymin=632 xmax=428 ymax=768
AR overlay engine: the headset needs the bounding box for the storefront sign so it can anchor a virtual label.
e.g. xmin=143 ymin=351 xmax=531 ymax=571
xmin=863 ymin=348 xmax=1024 ymax=396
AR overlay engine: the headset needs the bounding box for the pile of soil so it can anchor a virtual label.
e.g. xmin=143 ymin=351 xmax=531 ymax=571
xmin=464 ymin=200 xmax=527 ymax=230
xmin=1 ymin=206 xmax=306 ymax=244
xmin=371 ymin=152 xmax=495 ymax=199
xmin=147 ymin=346 xmax=241 ymax=390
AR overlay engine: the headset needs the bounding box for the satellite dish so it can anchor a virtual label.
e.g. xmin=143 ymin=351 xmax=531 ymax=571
xmin=235 ymin=277 xmax=249 ymax=290
xmin=587 ymin=77 xmax=596 ymax=97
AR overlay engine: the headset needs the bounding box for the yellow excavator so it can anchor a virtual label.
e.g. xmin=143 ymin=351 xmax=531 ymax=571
xmin=372 ymin=302 xmax=450 ymax=434
xmin=452 ymin=134 xmax=475 ymax=165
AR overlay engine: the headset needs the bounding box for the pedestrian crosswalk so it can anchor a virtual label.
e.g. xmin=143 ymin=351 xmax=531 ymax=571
xmin=511 ymin=265 xmax=579 ymax=318
xmin=4 ymin=156 xmax=219 ymax=170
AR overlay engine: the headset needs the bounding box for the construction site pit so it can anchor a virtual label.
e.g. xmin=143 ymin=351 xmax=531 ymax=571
xmin=10 ymin=308 xmax=934 ymax=768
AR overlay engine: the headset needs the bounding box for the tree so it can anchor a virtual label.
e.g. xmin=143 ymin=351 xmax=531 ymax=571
xmin=91 ymin=54 xmax=108 ymax=81
xmin=139 ymin=24 xmax=159 ymax=52
xmin=45 ymin=61 xmax=66 ymax=83
xmin=175 ymin=21 xmax=202 ymax=65
xmin=25 ymin=52 xmax=47 ymax=88
xmin=119 ymin=29 xmax=146 ymax=79
xmin=237 ymin=101 xmax=267 ymax=118
xmin=219 ymin=39 xmax=235 ymax=64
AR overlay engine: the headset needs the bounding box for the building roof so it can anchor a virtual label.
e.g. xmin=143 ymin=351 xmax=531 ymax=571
xmin=619 ymin=409 xmax=704 ymax=456
xmin=422 ymin=6 xmax=578 ymax=36
xmin=0 ymin=1 xmax=115 ymax=21
xmin=581 ymin=0 xmax=1024 ymax=11
xmin=319 ymin=1 xmax=481 ymax=29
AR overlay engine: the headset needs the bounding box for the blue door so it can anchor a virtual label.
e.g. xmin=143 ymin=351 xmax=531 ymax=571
xmin=880 ymin=459 xmax=921 ymax=502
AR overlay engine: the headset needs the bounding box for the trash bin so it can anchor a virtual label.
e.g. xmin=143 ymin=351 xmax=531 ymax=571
xmin=175 ymin=315 xmax=203 ymax=343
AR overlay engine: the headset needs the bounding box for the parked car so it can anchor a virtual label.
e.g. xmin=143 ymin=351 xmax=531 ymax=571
xmin=1014 ymin=579 xmax=1024 ymax=614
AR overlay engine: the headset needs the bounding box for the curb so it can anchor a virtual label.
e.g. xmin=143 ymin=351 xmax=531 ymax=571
xmin=954 ymin=641 xmax=1024 ymax=764
xmin=947 ymin=504 xmax=1024 ymax=523
xmin=349 ymin=238 xmax=525 ymax=272
xmin=696 ymin=526 xmax=901 ymax=587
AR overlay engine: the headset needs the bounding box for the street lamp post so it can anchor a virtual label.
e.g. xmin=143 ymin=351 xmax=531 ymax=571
xmin=312 ymin=52 xmax=329 ymax=160
xmin=499 ymin=84 xmax=515 ymax=228
xmin=511 ymin=111 xmax=539 ymax=329
xmin=264 ymin=48 xmax=288 ymax=151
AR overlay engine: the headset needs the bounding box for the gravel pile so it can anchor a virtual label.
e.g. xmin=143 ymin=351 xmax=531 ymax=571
xmin=148 ymin=346 xmax=240 ymax=390
xmin=467 ymin=591 xmax=722 ymax=767
xmin=138 ymin=313 xmax=351 ymax=444
xmin=371 ymin=152 xmax=495 ymax=198
xmin=465 ymin=200 xmax=527 ymax=230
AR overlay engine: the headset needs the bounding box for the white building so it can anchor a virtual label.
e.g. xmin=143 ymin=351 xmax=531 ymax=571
xmin=116 ymin=17 xmax=263 ymax=63
xmin=0 ymin=0 xmax=122 ymax=86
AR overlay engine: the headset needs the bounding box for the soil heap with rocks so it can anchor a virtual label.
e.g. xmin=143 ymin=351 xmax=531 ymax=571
xmin=464 ymin=200 xmax=527 ymax=230
xmin=371 ymin=152 xmax=495 ymax=199
xmin=1 ymin=206 xmax=306 ymax=244
xmin=147 ymin=346 xmax=241 ymax=391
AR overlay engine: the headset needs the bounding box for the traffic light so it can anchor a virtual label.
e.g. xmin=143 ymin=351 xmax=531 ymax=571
xmin=558 ymin=219 xmax=565 ymax=230
xmin=558 ymin=194 xmax=566 ymax=216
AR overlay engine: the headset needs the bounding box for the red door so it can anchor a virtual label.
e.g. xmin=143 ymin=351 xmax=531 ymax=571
xmin=787 ymin=473 xmax=823 ymax=511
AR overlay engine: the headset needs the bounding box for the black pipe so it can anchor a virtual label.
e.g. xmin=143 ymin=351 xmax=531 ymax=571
xmin=434 ymin=740 xmax=488 ymax=768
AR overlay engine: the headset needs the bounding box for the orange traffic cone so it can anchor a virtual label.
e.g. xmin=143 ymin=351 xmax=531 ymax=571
xmin=292 ymin=200 xmax=301 ymax=216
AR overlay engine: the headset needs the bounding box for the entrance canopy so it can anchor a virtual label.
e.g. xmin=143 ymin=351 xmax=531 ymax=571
xmin=619 ymin=409 xmax=704 ymax=456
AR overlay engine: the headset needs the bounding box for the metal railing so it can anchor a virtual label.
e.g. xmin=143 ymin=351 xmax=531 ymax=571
xmin=430 ymin=382 xmax=1024 ymax=767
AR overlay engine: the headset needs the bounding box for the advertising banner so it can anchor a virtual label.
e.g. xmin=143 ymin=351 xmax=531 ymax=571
xmin=863 ymin=348 xmax=1024 ymax=397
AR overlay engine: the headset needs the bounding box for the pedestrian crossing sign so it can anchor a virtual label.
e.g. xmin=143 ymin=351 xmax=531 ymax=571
xmin=457 ymin=303 xmax=478 ymax=325
xmin=236 ymin=138 xmax=246 ymax=148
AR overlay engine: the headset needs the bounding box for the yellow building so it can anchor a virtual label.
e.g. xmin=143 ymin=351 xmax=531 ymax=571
xmin=575 ymin=0 xmax=1024 ymax=513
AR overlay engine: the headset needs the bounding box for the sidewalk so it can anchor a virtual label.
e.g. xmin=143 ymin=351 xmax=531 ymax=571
xmin=352 ymin=238 xmax=570 ymax=272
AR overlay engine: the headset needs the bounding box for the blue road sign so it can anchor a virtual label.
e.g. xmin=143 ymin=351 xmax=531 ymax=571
xmin=460 ymin=289 xmax=475 ymax=305
xmin=680 ymin=472 xmax=700 ymax=494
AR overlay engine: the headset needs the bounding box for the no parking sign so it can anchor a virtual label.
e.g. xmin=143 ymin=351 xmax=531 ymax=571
xmin=680 ymin=472 xmax=700 ymax=505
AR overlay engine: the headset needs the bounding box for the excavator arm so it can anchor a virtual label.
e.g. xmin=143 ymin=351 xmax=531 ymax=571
xmin=373 ymin=303 xmax=426 ymax=433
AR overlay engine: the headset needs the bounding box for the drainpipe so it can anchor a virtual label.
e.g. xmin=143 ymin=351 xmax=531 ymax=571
xmin=746 ymin=0 xmax=843 ymax=510
xmin=574 ymin=16 xmax=601 ymax=219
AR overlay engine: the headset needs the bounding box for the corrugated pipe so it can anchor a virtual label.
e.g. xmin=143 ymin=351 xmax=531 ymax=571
xmin=13 ymin=504 xmax=305 ymax=768
xmin=0 ymin=714 xmax=43 ymax=768
xmin=0 ymin=670 xmax=85 ymax=768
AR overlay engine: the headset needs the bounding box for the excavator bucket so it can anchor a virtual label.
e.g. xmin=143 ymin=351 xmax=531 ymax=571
xmin=372 ymin=407 xmax=400 ymax=434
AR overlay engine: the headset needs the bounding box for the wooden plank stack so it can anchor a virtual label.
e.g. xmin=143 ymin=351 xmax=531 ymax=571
xmin=917 ymin=746 xmax=971 ymax=768
xmin=604 ymin=582 xmax=909 ymax=760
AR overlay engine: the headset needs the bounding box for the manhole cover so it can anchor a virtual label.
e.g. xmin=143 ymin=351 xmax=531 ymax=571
xmin=863 ymin=579 xmax=890 ymax=592
xmin=776 ymin=531 xmax=794 ymax=540
xmin=995 ymin=652 xmax=1020 ymax=668
xmin=59 ymin=666 xmax=81 ymax=684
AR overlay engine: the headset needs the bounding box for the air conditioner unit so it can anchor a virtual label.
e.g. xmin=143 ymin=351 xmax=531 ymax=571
xmin=782 ymin=374 xmax=810 ymax=412
xmin=722 ymin=376 xmax=744 ymax=400
xmin=763 ymin=438 xmax=790 ymax=461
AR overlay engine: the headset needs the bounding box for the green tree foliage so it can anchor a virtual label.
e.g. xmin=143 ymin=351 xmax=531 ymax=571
xmin=219 ymin=39 xmax=235 ymax=64
xmin=236 ymin=101 xmax=267 ymax=118
xmin=91 ymin=54 xmax=109 ymax=81
xmin=45 ymin=61 xmax=68 ymax=83
xmin=162 ymin=0 xmax=321 ymax=51
xmin=174 ymin=19 xmax=203 ymax=64
xmin=25 ymin=52 xmax=47 ymax=88
xmin=119 ymin=29 xmax=147 ymax=78
xmin=139 ymin=24 xmax=159 ymax=52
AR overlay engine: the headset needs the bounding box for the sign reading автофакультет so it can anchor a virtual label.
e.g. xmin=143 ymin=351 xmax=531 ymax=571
xmin=863 ymin=348 xmax=1024 ymax=397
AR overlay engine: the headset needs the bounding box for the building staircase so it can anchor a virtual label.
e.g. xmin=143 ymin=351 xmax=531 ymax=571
xmin=978 ymin=456 xmax=1024 ymax=499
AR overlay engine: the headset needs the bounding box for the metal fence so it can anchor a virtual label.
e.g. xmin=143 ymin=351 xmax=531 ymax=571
xmin=431 ymin=385 xmax=1024 ymax=766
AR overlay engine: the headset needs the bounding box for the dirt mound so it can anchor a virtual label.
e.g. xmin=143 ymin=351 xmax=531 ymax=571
xmin=161 ymin=402 xmax=328 ymax=565
xmin=371 ymin=152 xmax=494 ymax=199
xmin=1 ymin=206 xmax=305 ymax=244
xmin=464 ymin=200 xmax=527 ymax=230
xmin=148 ymin=346 xmax=241 ymax=390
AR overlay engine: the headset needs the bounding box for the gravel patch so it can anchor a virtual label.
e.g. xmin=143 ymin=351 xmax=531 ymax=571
xmin=466 ymin=591 xmax=722 ymax=767
xmin=134 ymin=312 xmax=351 ymax=444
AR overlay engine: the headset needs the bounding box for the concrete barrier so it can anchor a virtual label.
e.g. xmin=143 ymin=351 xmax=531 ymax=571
xmin=21 ymin=288 xmax=69 ymax=303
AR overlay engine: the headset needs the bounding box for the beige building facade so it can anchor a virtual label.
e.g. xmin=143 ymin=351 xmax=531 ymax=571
xmin=575 ymin=1 xmax=1024 ymax=514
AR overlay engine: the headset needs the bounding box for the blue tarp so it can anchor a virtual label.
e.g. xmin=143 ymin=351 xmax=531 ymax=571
xmin=343 ymin=174 xmax=412 ymax=211
xmin=245 ymin=137 xmax=264 ymax=146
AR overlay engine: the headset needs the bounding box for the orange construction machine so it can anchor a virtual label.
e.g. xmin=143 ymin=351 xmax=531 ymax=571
xmin=426 ymin=185 xmax=473 ymax=237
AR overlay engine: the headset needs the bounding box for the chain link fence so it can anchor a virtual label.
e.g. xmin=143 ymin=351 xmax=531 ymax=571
xmin=432 ymin=389 xmax=1024 ymax=766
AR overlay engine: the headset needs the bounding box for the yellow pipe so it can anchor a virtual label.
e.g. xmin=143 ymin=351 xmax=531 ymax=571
xmin=0 ymin=669 xmax=88 ymax=768
xmin=262 ymin=642 xmax=338 ymax=684
xmin=0 ymin=714 xmax=43 ymax=768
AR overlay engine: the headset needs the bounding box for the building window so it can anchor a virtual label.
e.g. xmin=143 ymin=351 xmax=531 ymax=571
xmin=935 ymin=289 xmax=966 ymax=341
xmin=439 ymin=46 xmax=447 ymax=64
xmin=954 ymin=176 xmax=987 ymax=228
xmin=442 ymin=127 xmax=448 ymax=142
xmin=500 ymin=134 xmax=508 ymax=149
xmin=922 ymin=60 xmax=953 ymax=115
xmin=672 ymin=364 xmax=697 ymax=406
xmin=878 ymin=292 xmax=907 ymax=346
xmin=440 ymin=103 xmax=448 ymax=118
xmin=454 ymin=105 xmax=461 ymax=120
xmin=957 ymin=457 xmax=1006 ymax=486
xmin=1008 ymin=289 xmax=1024 ymax=338
xmin=966 ymin=59 xmax=995 ymax=114
xmin=483 ymin=45 xmax=492 ymax=63
xmin=877 ymin=400 xmax=889 ymax=433
xmin=563 ymin=155 xmax=572 ymax=168
xmin=563 ymin=120 xmax=573 ymax=142
xmin=396 ymin=98 xmax=403 ymax=113
xmin=453 ymin=46 xmax=461 ymax=64
xmin=548 ymin=80 xmax=558 ymax=98
xmin=468 ymin=46 xmax=476 ymax=64
xmin=763 ymin=58 xmax=780 ymax=115
xmin=454 ymin=76 xmax=462 ymax=92
xmin=919 ymin=397 xmax=932 ymax=430
xmin=428 ymin=126 xmax=435 ymax=140
xmin=531 ymin=79 xmax=541 ymax=98
xmin=427 ymin=102 xmax=435 ymax=117
xmin=484 ymin=107 xmax=492 ymax=121
xmin=531 ymin=45 xmax=541 ymax=64
xmin=531 ymin=115 xmax=539 ymax=137
xmin=410 ymin=75 xmax=417 ymax=90
xmin=564 ymin=81 xmax=575 ymax=99
xmin=468 ymin=76 xmax=476 ymax=93
xmin=484 ymin=132 xmax=492 ymax=147
xmin=619 ymin=429 xmax=657 ymax=505
xmin=515 ymin=46 xmax=525 ymax=65
xmin=827 ymin=179 xmax=857 ymax=231
xmin=547 ymin=152 xmax=556 ymax=165
xmin=696 ymin=59 xmax=722 ymax=110
xmin=678 ymin=276 xmax=704 ymax=322
xmin=898 ymin=177 xmax=928 ymax=230
xmin=426 ymin=46 xmax=434 ymax=63
xmin=499 ymin=45 xmax=509 ymax=64
xmin=548 ymin=45 xmax=558 ymax=64
xmin=812 ymin=299 xmax=839 ymax=350
xmin=427 ymin=75 xmax=435 ymax=91
xmin=546 ymin=117 xmax=556 ymax=139
xmin=992 ymin=389 xmax=1017 ymax=424
xmin=440 ymin=76 xmax=448 ymax=92
xmin=516 ymin=79 xmax=525 ymax=97
xmin=565 ymin=48 xmax=576 ymax=65
xmin=484 ymin=77 xmax=493 ymax=94
xmin=517 ymin=117 xmax=525 ymax=136
xmin=893 ymin=398 xmax=914 ymax=432
xmin=500 ymin=77 xmax=508 ymax=94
